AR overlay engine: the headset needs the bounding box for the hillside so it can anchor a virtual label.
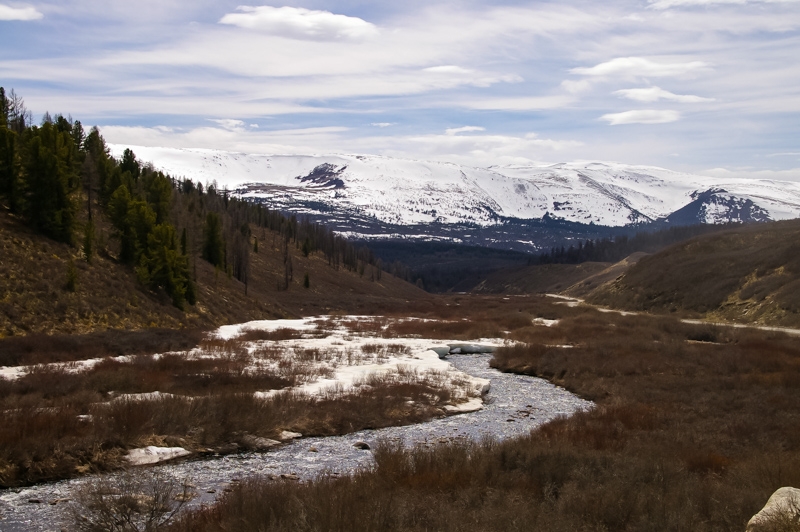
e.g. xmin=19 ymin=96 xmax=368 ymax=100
xmin=0 ymin=207 xmax=429 ymax=338
xmin=472 ymin=261 xmax=612 ymax=295
xmin=587 ymin=219 xmax=800 ymax=326
xmin=561 ymin=252 xmax=648 ymax=298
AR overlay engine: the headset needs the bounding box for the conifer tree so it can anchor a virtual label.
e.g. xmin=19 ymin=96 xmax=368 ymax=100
xmin=0 ymin=124 xmax=20 ymax=212
xmin=83 ymin=220 xmax=95 ymax=263
xmin=203 ymin=212 xmax=225 ymax=268
xmin=136 ymin=223 xmax=194 ymax=308
xmin=22 ymin=122 xmax=79 ymax=243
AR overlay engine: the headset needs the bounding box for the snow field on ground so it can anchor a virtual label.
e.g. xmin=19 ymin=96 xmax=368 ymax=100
xmin=215 ymin=316 xmax=497 ymax=408
xmin=0 ymin=316 xmax=500 ymax=411
xmin=109 ymin=145 xmax=800 ymax=228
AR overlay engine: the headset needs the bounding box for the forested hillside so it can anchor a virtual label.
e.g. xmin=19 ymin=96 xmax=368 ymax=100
xmin=0 ymin=88 xmax=426 ymax=336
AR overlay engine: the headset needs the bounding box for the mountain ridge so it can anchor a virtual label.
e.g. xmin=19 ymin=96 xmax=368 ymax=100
xmin=108 ymin=145 xmax=800 ymax=251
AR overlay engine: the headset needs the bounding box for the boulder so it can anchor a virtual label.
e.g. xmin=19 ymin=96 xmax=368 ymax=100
xmin=240 ymin=435 xmax=282 ymax=451
xmin=279 ymin=430 xmax=303 ymax=441
xmin=126 ymin=446 xmax=191 ymax=466
xmin=747 ymin=487 xmax=800 ymax=531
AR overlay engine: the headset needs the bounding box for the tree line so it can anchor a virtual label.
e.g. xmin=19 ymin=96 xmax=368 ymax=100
xmin=0 ymin=88 xmax=387 ymax=308
xmin=531 ymin=222 xmax=742 ymax=265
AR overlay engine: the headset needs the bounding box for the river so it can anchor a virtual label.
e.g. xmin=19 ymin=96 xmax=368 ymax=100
xmin=0 ymin=351 xmax=592 ymax=531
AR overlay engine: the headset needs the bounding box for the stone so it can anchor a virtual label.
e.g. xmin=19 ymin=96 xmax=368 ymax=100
xmin=280 ymin=473 xmax=300 ymax=480
xmin=125 ymin=446 xmax=191 ymax=466
xmin=240 ymin=435 xmax=281 ymax=451
xmin=216 ymin=443 xmax=239 ymax=454
xmin=279 ymin=430 xmax=303 ymax=441
xmin=353 ymin=441 xmax=371 ymax=450
xmin=747 ymin=487 xmax=800 ymax=531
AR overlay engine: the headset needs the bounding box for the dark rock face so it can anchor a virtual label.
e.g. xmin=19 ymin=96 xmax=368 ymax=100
xmin=297 ymin=164 xmax=347 ymax=189
xmin=664 ymin=188 xmax=771 ymax=225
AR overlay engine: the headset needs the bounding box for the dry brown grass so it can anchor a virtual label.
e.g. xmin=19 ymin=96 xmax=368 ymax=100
xmin=173 ymin=304 xmax=800 ymax=532
xmin=0 ymin=328 xmax=204 ymax=366
xmin=0 ymin=327 xmax=478 ymax=488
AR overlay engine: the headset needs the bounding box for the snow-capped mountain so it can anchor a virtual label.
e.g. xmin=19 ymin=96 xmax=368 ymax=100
xmin=110 ymin=145 xmax=800 ymax=250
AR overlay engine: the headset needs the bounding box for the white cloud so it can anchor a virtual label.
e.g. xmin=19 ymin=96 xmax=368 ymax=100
xmin=219 ymin=6 xmax=378 ymax=41
xmin=601 ymin=109 xmax=681 ymax=125
xmin=423 ymin=65 xmax=474 ymax=74
xmin=560 ymin=79 xmax=593 ymax=94
xmin=649 ymin=0 xmax=800 ymax=9
xmin=0 ymin=4 xmax=42 ymax=20
xmin=403 ymin=131 xmax=583 ymax=165
xmin=371 ymin=122 xmax=394 ymax=128
xmin=100 ymin=124 xmax=351 ymax=156
xmin=701 ymin=166 xmax=800 ymax=181
xmin=460 ymin=95 xmax=575 ymax=111
xmin=571 ymin=57 xmax=710 ymax=78
xmin=98 ymin=123 xmax=581 ymax=168
xmin=614 ymin=86 xmax=714 ymax=102
xmin=209 ymin=118 xmax=246 ymax=131
xmin=445 ymin=126 xmax=486 ymax=135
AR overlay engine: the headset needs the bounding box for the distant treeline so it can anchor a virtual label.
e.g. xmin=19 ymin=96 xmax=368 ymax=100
xmin=0 ymin=87 xmax=387 ymax=308
xmin=532 ymin=223 xmax=743 ymax=265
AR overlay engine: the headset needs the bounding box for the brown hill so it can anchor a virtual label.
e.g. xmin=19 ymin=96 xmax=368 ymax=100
xmin=587 ymin=219 xmax=800 ymax=326
xmin=561 ymin=252 xmax=648 ymax=298
xmin=472 ymin=261 xmax=612 ymax=295
xmin=0 ymin=208 xmax=429 ymax=337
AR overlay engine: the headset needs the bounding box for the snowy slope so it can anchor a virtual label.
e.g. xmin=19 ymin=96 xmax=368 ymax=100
xmin=110 ymin=145 xmax=800 ymax=229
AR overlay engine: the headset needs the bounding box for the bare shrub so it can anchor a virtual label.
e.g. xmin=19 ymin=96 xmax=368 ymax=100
xmin=237 ymin=327 xmax=304 ymax=342
xmin=0 ymin=329 xmax=204 ymax=367
xmin=71 ymin=469 xmax=194 ymax=531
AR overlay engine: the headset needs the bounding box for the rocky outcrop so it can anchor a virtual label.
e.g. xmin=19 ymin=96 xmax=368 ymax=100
xmin=747 ymin=487 xmax=800 ymax=531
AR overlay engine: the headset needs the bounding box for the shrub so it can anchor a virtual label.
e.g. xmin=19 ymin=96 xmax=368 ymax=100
xmin=71 ymin=469 xmax=194 ymax=531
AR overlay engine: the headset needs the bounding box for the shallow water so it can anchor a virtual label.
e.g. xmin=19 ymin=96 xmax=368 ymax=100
xmin=0 ymin=354 xmax=592 ymax=531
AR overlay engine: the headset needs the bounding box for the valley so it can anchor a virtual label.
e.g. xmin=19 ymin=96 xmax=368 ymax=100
xmin=2 ymin=116 xmax=799 ymax=531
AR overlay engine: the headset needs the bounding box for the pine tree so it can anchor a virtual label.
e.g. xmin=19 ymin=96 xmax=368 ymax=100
xmin=203 ymin=212 xmax=225 ymax=268
xmin=22 ymin=123 xmax=79 ymax=243
xmin=83 ymin=220 xmax=95 ymax=263
xmin=136 ymin=223 xmax=194 ymax=309
xmin=120 ymin=148 xmax=140 ymax=181
xmin=0 ymin=126 xmax=21 ymax=212
xmin=108 ymin=185 xmax=135 ymax=263
xmin=181 ymin=227 xmax=188 ymax=255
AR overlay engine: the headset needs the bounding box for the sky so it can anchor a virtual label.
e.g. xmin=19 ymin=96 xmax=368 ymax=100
xmin=1 ymin=0 xmax=799 ymax=179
